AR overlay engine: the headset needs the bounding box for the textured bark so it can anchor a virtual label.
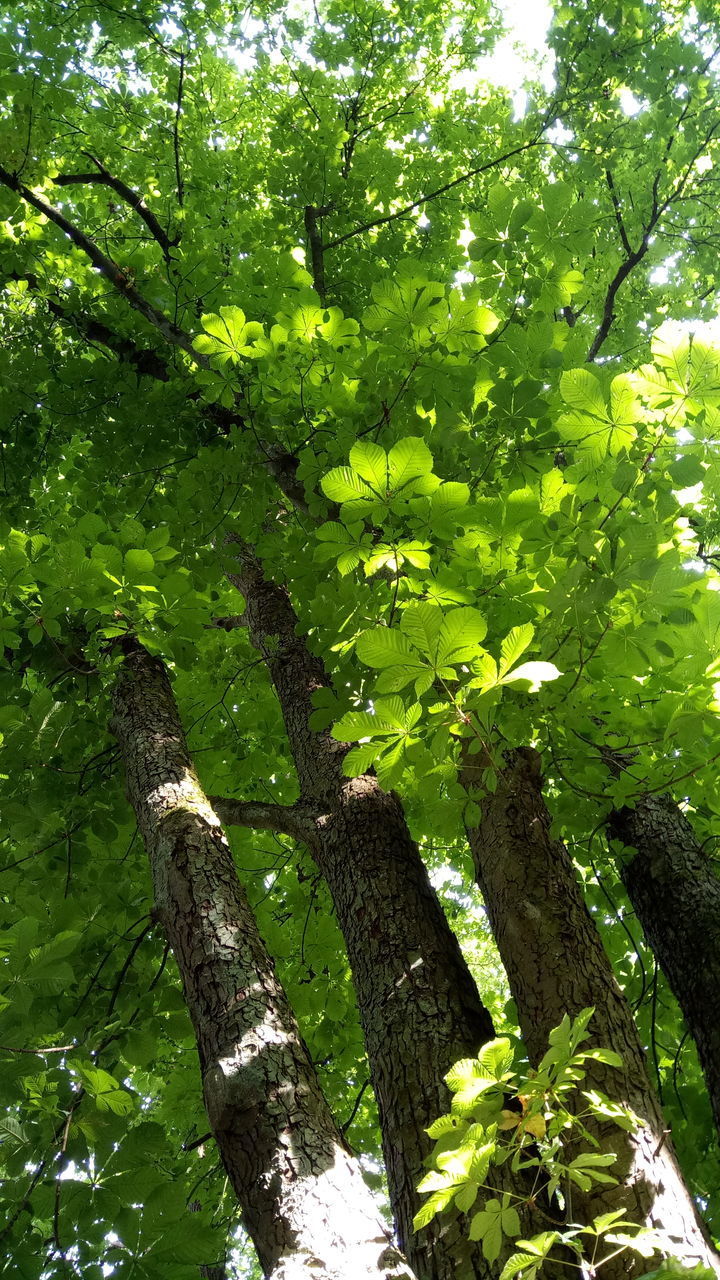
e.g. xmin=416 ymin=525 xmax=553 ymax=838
xmin=110 ymin=639 xmax=415 ymax=1280
xmin=462 ymin=746 xmax=719 ymax=1279
xmin=609 ymin=794 xmax=720 ymax=1143
xmin=228 ymin=544 xmax=508 ymax=1280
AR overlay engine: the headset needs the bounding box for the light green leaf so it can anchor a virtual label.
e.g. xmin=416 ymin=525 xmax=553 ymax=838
xmin=436 ymin=607 xmax=487 ymax=665
xmin=560 ymin=368 xmax=607 ymax=418
xmin=321 ymin=467 xmax=375 ymax=506
xmin=388 ymin=437 xmax=434 ymax=490
xmin=400 ymin=601 xmax=443 ymax=658
xmin=469 ymin=1199 xmax=504 ymax=1260
xmin=124 ymin=548 xmax=155 ymax=576
xmin=455 ymin=1181 xmax=480 ymax=1214
xmin=431 ymin=482 xmax=471 ymax=515
xmin=356 ymin=627 xmax=427 ymax=674
xmin=349 ymin=440 xmax=388 ymax=491
xmin=499 ymin=624 xmax=534 ymax=677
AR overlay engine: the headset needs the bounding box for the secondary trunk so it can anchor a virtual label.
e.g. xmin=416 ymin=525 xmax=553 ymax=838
xmin=226 ymin=542 xmax=512 ymax=1280
xmin=110 ymin=637 xmax=415 ymax=1280
xmin=609 ymin=794 xmax=720 ymax=1143
xmin=462 ymin=745 xmax=719 ymax=1279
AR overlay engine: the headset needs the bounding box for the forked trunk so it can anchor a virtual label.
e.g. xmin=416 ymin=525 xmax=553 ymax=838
xmin=110 ymin=638 xmax=415 ymax=1280
xmin=228 ymin=544 xmax=530 ymax=1280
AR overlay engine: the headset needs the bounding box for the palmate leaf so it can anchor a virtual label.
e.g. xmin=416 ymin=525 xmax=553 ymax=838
xmin=651 ymin=323 xmax=720 ymax=408
xmin=321 ymin=437 xmax=437 ymax=517
xmin=363 ymin=278 xmax=446 ymax=334
xmin=318 ymin=307 xmax=360 ymax=349
xmin=559 ymin=368 xmax=638 ymax=459
xmin=314 ymin=521 xmax=368 ymax=575
xmin=469 ymin=1198 xmax=516 ymax=1260
xmin=284 ymin=301 xmax=325 ymax=341
xmin=194 ymin=306 xmax=264 ymax=364
xmin=333 ymin=696 xmax=421 ymax=742
xmin=358 ymin=605 xmax=488 ymax=689
xmin=333 ymin=696 xmax=422 ymax=781
xmin=499 ymin=1233 xmax=561 ymax=1280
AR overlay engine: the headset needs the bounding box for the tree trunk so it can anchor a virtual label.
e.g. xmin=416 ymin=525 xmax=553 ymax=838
xmin=609 ymin=794 xmax=720 ymax=1144
xmin=110 ymin=637 xmax=416 ymax=1280
xmin=462 ymin=746 xmax=719 ymax=1279
xmin=226 ymin=543 xmax=508 ymax=1280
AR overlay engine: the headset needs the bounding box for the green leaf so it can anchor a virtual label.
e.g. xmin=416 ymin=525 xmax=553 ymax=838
xmin=477 ymin=1038 xmax=515 ymax=1081
xmin=388 ymin=437 xmax=434 ymax=490
xmin=194 ymin=305 xmax=264 ymax=363
xmin=436 ymin=607 xmax=488 ymax=665
xmin=355 ymin=628 xmax=428 ymax=686
xmin=124 ymin=548 xmax=154 ymax=576
xmin=321 ymin=466 xmax=376 ymax=507
xmin=349 ymin=440 xmax=388 ymax=491
xmin=499 ymin=624 xmax=534 ymax=677
xmin=469 ymin=1199 xmax=505 ymax=1260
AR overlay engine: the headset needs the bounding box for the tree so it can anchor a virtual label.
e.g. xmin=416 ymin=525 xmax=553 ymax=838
xmin=111 ymin=635 xmax=414 ymax=1280
xmin=0 ymin=0 xmax=719 ymax=1276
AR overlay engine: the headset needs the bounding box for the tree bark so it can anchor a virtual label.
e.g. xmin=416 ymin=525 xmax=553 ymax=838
xmin=609 ymin=794 xmax=720 ymax=1144
xmin=462 ymin=745 xmax=719 ymax=1279
xmin=227 ymin=543 xmax=508 ymax=1280
xmin=110 ymin=637 xmax=416 ymax=1280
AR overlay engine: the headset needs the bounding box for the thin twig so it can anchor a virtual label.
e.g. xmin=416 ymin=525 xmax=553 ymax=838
xmin=324 ymin=136 xmax=545 ymax=251
xmin=0 ymin=1043 xmax=74 ymax=1055
xmin=173 ymin=53 xmax=185 ymax=209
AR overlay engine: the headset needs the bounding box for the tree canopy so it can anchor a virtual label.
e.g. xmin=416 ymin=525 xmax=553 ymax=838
xmin=1 ymin=0 xmax=719 ymax=1276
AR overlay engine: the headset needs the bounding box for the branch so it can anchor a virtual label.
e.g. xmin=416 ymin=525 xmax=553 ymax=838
xmin=9 ymin=271 xmax=171 ymax=381
xmin=586 ymin=238 xmax=650 ymax=363
xmin=173 ymin=53 xmax=185 ymax=209
xmin=53 ymin=151 xmax=177 ymax=260
xmin=0 ymin=1043 xmax=74 ymax=1055
xmin=106 ymin=921 xmax=154 ymax=1017
xmin=304 ymin=204 xmax=333 ymax=301
xmin=324 ymin=136 xmax=544 ymax=251
xmin=587 ymin=65 xmax=720 ymax=362
xmin=208 ymin=796 xmax=317 ymax=843
xmin=0 ymin=163 xmax=204 ymax=366
xmin=604 ymin=169 xmax=632 ymax=256
xmin=209 ymin=614 xmax=247 ymax=631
